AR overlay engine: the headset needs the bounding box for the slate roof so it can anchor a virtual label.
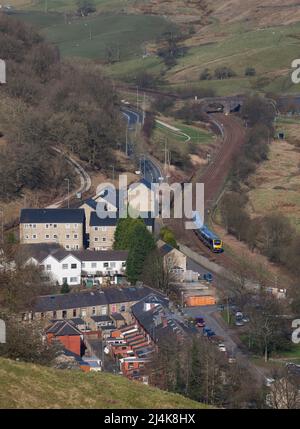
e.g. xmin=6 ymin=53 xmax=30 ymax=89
xmin=46 ymin=320 xmax=82 ymax=336
xmin=90 ymin=211 xmax=154 ymax=228
xmin=130 ymin=178 xmax=152 ymax=191
xmin=83 ymin=198 xmax=97 ymax=210
xmin=90 ymin=211 xmax=118 ymax=227
xmin=35 ymin=286 xmax=161 ymax=313
xmin=22 ymin=245 xmax=128 ymax=264
xmin=158 ymin=243 xmax=174 ymax=257
xmin=131 ymin=294 xmax=192 ymax=343
xmin=20 ymin=208 xmax=85 ymax=224
xmin=18 ymin=243 xmax=62 ymax=263
xmin=111 ymin=312 xmax=125 ymax=321
xmin=90 ymin=315 xmax=112 ymax=323
xmin=73 ymin=250 xmax=128 ymax=262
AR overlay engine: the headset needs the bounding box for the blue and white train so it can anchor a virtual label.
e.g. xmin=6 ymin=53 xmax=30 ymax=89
xmin=192 ymin=212 xmax=224 ymax=253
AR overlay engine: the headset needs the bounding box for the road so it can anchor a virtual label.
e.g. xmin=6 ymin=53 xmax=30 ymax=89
xmin=122 ymin=107 xmax=163 ymax=183
xmin=47 ymin=147 xmax=92 ymax=209
xmin=184 ymin=306 xmax=267 ymax=384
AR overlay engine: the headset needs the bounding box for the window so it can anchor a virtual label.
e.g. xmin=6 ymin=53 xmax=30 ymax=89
xmin=62 ymin=264 xmax=68 ymax=270
xmin=91 ymin=262 xmax=97 ymax=269
xmin=32 ymin=234 xmax=37 ymax=239
xmin=73 ymin=309 xmax=77 ymax=317
xmin=71 ymin=263 xmax=77 ymax=269
xmin=74 ymin=224 xmax=78 ymax=229
xmin=120 ymin=305 xmax=126 ymax=312
xmin=104 ymin=262 xmax=109 ymax=268
xmin=102 ymin=238 xmax=106 ymax=242
xmin=92 ymin=307 xmax=96 ymax=315
xmin=73 ymin=234 xmax=78 ymax=239
xmin=45 ymin=224 xmax=49 ymax=229
xmin=82 ymin=263 xmax=85 ymax=269
xmin=32 ymin=224 xmax=36 ymax=229
xmin=25 ymin=235 xmax=29 ymax=240
xmin=65 ymin=245 xmax=70 ymax=250
xmin=53 ymin=311 xmax=57 ymax=319
xmin=95 ymin=227 xmax=98 ymax=231
xmin=53 ymin=234 xmax=58 ymax=239
xmin=46 ymin=265 xmax=51 ymax=271
xmin=66 ymin=234 xmax=70 ymax=239
xmin=110 ymin=262 xmax=116 ymax=268
xmin=66 ymin=224 xmax=70 ymax=229
xmin=45 ymin=234 xmax=50 ymax=240
xmin=94 ymin=237 xmax=99 ymax=242
xmin=101 ymin=227 xmax=107 ymax=232
xmin=62 ymin=277 xmax=67 ymax=284
xmin=74 ymin=245 xmax=79 ymax=250
xmin=62 ymin=310 xmax=67 ymax=319
xmin=53 ymin=224 xmax=57 ymax=228
xmin=70 ymin=277 xmax=78 ymax=283
xmin=122 ymin=262 xmax=126 ymax=267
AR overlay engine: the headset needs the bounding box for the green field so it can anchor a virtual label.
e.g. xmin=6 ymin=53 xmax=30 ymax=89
xmin=12 ymin=10 xmax=176 ymax=62
xmin=166 ymin=21 xmax=300 ymax=95
xmin=0 ymin=358 xmax=207 ymax=409
xmin=156 ymin=121 xmax=214 ymax=145
xmin=9 ymin=0 xmax=136 ymax=13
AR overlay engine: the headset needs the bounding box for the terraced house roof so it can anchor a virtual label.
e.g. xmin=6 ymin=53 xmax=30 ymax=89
xmin=20 ymin=208 xmax=85 ymax=224
xmin=34 ymin=286 xmax=162 ymax=313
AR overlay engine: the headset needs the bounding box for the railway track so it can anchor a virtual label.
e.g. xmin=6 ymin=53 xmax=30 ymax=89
xmin=164 ymin=112 xmax=246 ymax=267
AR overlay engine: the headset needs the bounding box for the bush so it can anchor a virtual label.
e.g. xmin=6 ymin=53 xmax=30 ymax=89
xmin=200 ymin=68 xmax=212 ymax=81
xmin=214 ymin=67 xmax=236 ymax=80
xmin=245 ymin=67 xmax=256 ymax=77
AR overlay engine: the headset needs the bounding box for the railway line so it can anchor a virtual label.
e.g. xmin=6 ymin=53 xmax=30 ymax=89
xmin=164 ymin=112 xmax=246 ymax=267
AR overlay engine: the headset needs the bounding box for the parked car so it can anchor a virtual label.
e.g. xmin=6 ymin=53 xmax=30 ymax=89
xmin=265 ymin=377 xmax=275 ymax=387
xmin=235 ymin=312 xmax=243 ymax=319
xmin=242 ymin=316 xmax=250 ymax=323
xmin=203 ymin=272 xmax=213 ymax=283
xmin=218 ymin=343 xmax=227 ymax=352
xmin=203 ymin=328 xmax=216 ymax=338
xmin=195 ymin=317 xmax=205 ymax=328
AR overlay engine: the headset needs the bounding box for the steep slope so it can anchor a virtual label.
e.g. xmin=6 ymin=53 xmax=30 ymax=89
xmin=0 ymin=358 xmax=207 ymax=409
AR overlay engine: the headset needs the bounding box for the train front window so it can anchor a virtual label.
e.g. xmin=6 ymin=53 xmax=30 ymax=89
xmin=214 ymin=240 xmax=222 ymax=246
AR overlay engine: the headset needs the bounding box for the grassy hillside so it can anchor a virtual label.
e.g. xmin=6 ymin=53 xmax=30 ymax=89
xmin=8 ymin=1 xmax=300 ymax=93
xmin=11 ymin=10 xmax=176 ymax=61
xmin=0 ymin=358 xmax=207 ymax=409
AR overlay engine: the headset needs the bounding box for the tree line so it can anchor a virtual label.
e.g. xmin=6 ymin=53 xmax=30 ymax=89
xmin=0 ymin=15 xmax=123 ymax=201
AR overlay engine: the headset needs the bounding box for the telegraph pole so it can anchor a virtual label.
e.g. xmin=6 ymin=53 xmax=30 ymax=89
xmin=142 ymin=92 xmax=146 ymax=125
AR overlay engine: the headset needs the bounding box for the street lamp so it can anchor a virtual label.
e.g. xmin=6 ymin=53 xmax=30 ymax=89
xmin=64 ymin=178 xmax=70 ymax=208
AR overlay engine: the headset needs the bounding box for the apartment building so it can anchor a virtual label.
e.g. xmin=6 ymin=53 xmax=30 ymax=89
xmin=20 ymin=209 xmax=85 ymax=250
xmin=89 ymin=211 xmax=155 ymax=251
xmin=89 ymin=212 xmax=118 ymax=251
